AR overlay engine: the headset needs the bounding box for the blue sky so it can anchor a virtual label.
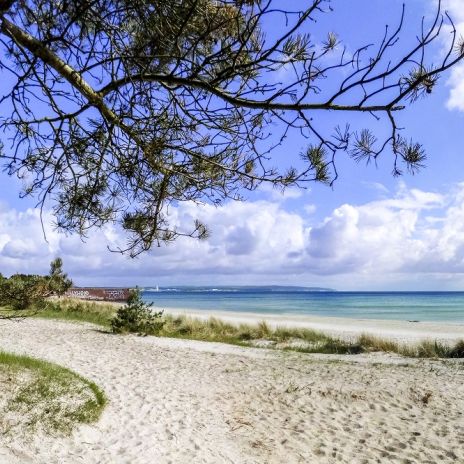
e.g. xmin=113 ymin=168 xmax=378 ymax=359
xmin=1 ymin=0 xmax=464 ymax=290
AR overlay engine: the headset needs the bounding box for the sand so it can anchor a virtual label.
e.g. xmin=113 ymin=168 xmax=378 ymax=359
xmin=0 ymin=318 xmax=463 ymax=464
xmin=164 ymin=307 xmax=464 ymax=344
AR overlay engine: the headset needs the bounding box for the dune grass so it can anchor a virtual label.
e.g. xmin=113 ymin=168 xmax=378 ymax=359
xmin=156 ymin=315 xmax=363 ymax=354
xmin=0 ymin=350 xmax=106 ymax=436
xmin=357 ymin=334 xmax=464 ymax=358
xmin=37 ymin=299 xmax=116 ymax=327
xmin=33 ymin=299 xmax=464 ymax=359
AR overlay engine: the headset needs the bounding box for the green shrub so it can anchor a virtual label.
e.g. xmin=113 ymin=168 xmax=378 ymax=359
xmin=47 ymin=257 xmax=72 ymax=297
xmin=110 ymin=288 xmax=164 ymax=335
xmin=0 ymin=257 xmax=72 ymax=313
xmin=0 ymin=274 xmax=49 ymax=311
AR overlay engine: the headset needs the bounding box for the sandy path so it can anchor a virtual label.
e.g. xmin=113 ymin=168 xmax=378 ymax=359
xmin=0 ymin=319 xmax=463 ymax=463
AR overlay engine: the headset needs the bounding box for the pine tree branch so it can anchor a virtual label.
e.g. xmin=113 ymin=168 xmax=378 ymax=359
xmin=99 ymin=73 xmax=406 ymax=113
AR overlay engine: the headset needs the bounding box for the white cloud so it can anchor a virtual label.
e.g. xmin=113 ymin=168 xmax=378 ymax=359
xmin=361 ymin=181 xmax=389 ymax=196
xmin=304 ymin=204 xmax=317 ymax=215
xmin=305 ymin=188 xmax=441 ymax=275
xmin=438 ymin=0 xmax=464 ymax=110
xmin=2 ymin=184 xmax=464 ymax=289
xmin=442 ymin=0 xmax=464 ymax=23
xmin=257 ymin=183 xmax=305 ymax=201
xmin=447 ymin=64 xmax=464 ymax=111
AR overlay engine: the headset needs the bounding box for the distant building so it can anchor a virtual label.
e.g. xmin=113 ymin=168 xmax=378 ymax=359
xmin=65 ymin=287 xmax=131 ymax=302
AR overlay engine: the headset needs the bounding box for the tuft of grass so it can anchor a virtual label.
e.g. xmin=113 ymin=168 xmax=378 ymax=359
xmin=413 ymin=339 xmax=462 ymax=358
xmin=34 ymin=300 xmax=464 ymax=359
xmin=157 ymin=314 xmax=360 ymax=353
xmin=36 ymin=299 xmax=117 ymax=327
xmin=449 ymin=340 xmax=464 ymax=358
xmin=0 ymin=350 xmax=106 ymax=436
xmin=357 ymin=334 xmax=403 ymax=354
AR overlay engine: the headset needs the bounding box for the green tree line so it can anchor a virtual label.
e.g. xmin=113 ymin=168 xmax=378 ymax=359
xmin=0 ymin=258 xmax=72 ymax=314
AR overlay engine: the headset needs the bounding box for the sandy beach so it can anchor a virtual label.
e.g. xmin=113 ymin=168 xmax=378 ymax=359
xmin=0 ymin=318 xmax=463 ymax=463
xmin=163 ymin=307 xmax=464 ymax=344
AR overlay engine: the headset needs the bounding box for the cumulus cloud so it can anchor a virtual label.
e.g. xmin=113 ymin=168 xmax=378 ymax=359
xmin=304 ymin=186 xmax=444 ymax=276
xmin=439 ymin=0 xmax=464 ymax=111
xmin=2 ymin=184 xmax=464 ymax=289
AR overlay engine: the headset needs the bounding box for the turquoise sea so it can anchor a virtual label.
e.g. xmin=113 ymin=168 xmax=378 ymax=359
xmin=141 ymin=287 xmax=464 ymax=323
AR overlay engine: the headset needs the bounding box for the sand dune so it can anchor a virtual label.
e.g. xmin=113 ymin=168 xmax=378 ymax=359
xmin=0 ymin=318 xmax=463 ymax=463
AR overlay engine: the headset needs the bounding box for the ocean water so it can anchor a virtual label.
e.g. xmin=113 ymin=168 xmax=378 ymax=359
xmin=141 ymin=287 xmax=464 ymax=323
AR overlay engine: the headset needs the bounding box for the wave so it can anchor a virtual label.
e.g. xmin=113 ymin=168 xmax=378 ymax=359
xmin=142 ymin=287 xmax=333 ymax=294
xmin=143 ymin=288 xmax=180 ymax=292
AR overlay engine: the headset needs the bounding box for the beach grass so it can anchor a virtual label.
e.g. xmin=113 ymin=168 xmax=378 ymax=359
xmin=356 ymin=334 xmax=464 ymax=358
xmin=0 ymin=350 xmax=106 ymax=436
xmin=157 ymin=315 xmax=363 ymax=354
xmin=32 ymin=299 xmax=464 ymax=358
xmin=37 ymin=299 xmax=116 ymax=327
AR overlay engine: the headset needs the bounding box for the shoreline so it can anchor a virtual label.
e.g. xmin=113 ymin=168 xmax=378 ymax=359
xmin=160 ymin=307 xmax=464 ymax=344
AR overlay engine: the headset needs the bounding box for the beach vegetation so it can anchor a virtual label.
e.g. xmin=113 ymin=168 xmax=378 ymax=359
xmin=355 ymin=335 xmax=464 ymax=358
xmin=414 ymin=339 xmax=464 ymax=359
xmin=47 ymin=257 xmax=73 ymax=298
xmin=40 ymin=299 xmax=117 ymax=327
xmin=36 ymin=300 xmax=464 ymax=359
xmin=0 ymin=257 xmax=72 ymax=318
xmin=0 ymin=273 xmax=50 ymax=312
xmin=110 ymin=288 xmax=165 ymax=335
xmin=449 ymin=340 xmax=464 ymax=358
xmin=0 ymin=350 xmax=106 ymax=436
xmin=356 ymin=334 xmax=407 ymax=355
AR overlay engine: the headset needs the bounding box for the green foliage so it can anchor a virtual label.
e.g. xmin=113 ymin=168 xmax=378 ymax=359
xmin=0 ymin=257 xmax=71 ymax=312
xmin=0 ymin=273 xmax=49 ymax=310
xmin=111 ymin=288 xmax=164 ymax=335
xmin=48 ymin=257 xmax=72 ymax=296
xmin=0 ymin=350 xmax=106 ymax=436
xmin=0 ymin=1 xmax=459 ymax=255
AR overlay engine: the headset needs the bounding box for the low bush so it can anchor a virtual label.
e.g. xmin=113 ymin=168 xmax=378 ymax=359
xmin=0 ymin=258 xmax=72 ymax=315
xmin=110 ymin=289 xmax=164 ymax=335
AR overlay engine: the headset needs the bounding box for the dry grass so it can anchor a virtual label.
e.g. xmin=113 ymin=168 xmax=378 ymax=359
xmin=358 ymin=334 xmax=464 ymax=358
xmin=36 ymin=299 xmax=464 ymax=358
xmin=37 ymin=298 xmax=118 ymax=327
xmin=0 ymin=351 xmax=106 ymax=437
xmin=157 ymin=315 xmax=358 ymax=352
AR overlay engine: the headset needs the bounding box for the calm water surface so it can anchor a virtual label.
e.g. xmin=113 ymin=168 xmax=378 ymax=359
xmin=141 ymin=288 xmax=464 ymax=323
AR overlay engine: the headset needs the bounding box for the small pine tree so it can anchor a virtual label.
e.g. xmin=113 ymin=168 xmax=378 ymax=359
xmin=111 ymin=288 xmax=164 ymax=335
xmin=48 ymin=257 xmax=72 ymax=297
